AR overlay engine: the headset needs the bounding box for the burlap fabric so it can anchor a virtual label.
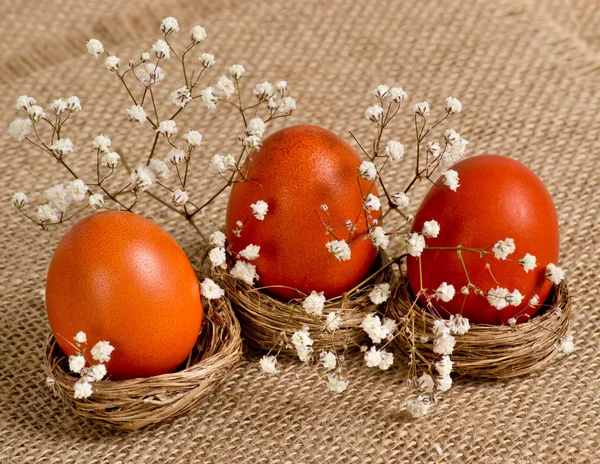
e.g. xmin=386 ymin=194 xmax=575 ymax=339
xmin=1 ymin=0 xmax=599 ymax=462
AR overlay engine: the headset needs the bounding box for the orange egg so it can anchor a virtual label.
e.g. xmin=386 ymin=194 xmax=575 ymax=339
xmin=46 ymin=211 xmax=203 ymax=380
xmin=225 ymin=125 xmax=381 ymax=300
xmin=406 ymin=155 xmax=560 ymax=325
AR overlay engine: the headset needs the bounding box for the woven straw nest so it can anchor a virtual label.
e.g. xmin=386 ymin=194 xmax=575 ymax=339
xmin=386 ymin=275 xmax=572 ymax=379
xmin=206 ymin=249 xmax=396 ymax=354
xmin=44 ymin=296 xmax=243 ymax=431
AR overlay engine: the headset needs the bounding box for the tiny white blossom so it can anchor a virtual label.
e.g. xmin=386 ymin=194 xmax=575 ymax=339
xmin=433 ymin=333 xmax=456 ymax=355
xmin=45 ymin=184 xmax=70 ymax=212
xmin=506 ymin=288 xmax=524 ymax=306
xmin=8 ymin=118 xmax=32 ymax=141
xmin=445 ymin=96 xmax=462 ymax=114
xmin=325 ymin=312 xmax=343 ymax=331
xmin=11 ymin=192 xmax=28 ymax=209
xmin=160 ymin=16 xmax=180 ymax=34
xmin=89 ymin=193 xmax=105 ymax=210
xmin=240 ymin=244 xmax=260 ymax=261
xmin=426 ymin=140 xmax=441 ymax=158
xmin=166 ymin=148 xmax=186 ymax=165
xmin=86 ymin=38 xmax=104 ymax=57
xmin=302 ymin=291 xmax=326 ymax=316
xmin=493 ymin=238 xmax=516 ymax=260
xmin=253 ymin=82 xmax=275 ymax=100
xmin=369 ymin=283 xmax=390 ymax=305
xmin=529 ymin=295 xmax=540 ymax=306
xmin=358 ymin=161 xmax=378 ymax=180
xmin=364 ymin=346 xmax=383 ymax=367
xmin=275 ymin=81 xmax=287 ymax=93
xmin=134 ymin=63 xmax=164 ymax=86
xmin=326 ymin=239 xmax=351 ymax=261
xmin=157 ymin=120 xmax=177 ymax=136
xmin=247 ymin=117 xmax=266 ymax=137
xmin=148 ymin=159 xmax=170 ymax=180
xmin=461 ymin=286 xmax=470 ymax=295
xmin=200 ymin=278 xmax=225 ymax=300
xmin=422 ymin=220 xmax=440 ymax=238
xmin=437 ymin=375 xmax=452 ymax=392
xmin=361 ymin=313 xmax=396 ymax=344
xmin=251 ymin=200 xmax=269 ymax=220
xmin=291 ymin=327 xmax=313 ymax=362
xmin=73 ymin=331 xmax=87 ymax=344
xmin=101 ymin=151 xmax=120 ymax=168
xmin=210 ymin=231 xmax=226 ymax=248
xmin=15 ymin=95 xmax=36 ymax=110
xmin=231 ymin=260 xmax=259 ymax=286
xmin=546 ymin=263 xmax=565 ymax=285
xmin=442 ymin=170 xmax=460 ymax=191
xmin=243 ymin=135 xmax=261 ymax=150
xmin=68 ymin=355 xmax=86 ymax=373
xmin=191 ymin=25 xmax=207 ymax=43
xmin=435 ymin=355 xmax=453 ymax=377
xmin=91 ymin=341 xmax=114 ymax=363
xmin=365 ymin=105 xmax=384 ymax=122
xmin=391 ymin=191 xmax=409 ymax=208
xmin=364 ymin=193 xmax=381 ymax=212
xmin=327 ymin=374 xmax=349 ymax=393
xmin=259 ymin=355 xmax=277 ymax=374
xmin=93 ymin=134 xmax=111 ymax=152
xmin=369 ymin=226 xmax=389 ymax=249
xmin=152 ymin=39 xmax=170 ymax=59
xmin=229 ymin=64 xmax=245 ymax=79
xmin=449 ymin=314 xmax=470 ymax=335
xmin=442 ymin=130 xmax=469 ymax=166
xmin=199 ymin=87 xmax=217 ymax=110
xmin=89 ymin=364 xmax=107 ymax=381
xmin=199 ymin=53 xmax=215 ymax=68
xmin=210 ymin=154 xmax=227 ymax=173
xmin=278 ymin=96 xmax=296 ymax=114
xmin=51 ymin=99 xmax=68 ymax=115
xmin=73 ymin=379 xmax=93 ymax=399
xmin=385 ymin=140 xmax=404 ymax=161
xmin=487 ymin=287 xmax=510 ymax=310
xmin=406 ymin=232 xmax=426 ymax=257
xmin=406 ymin=396 xmax=431 ymax=418
xmin=389 ymin=87 xmax=407 ymax=103
xmin=413 ymin=101 xmax=430 ymax=117
xmin=519 ymin=253 xmax=537 ymax=272
xmin=27 ymin=105 xmax=45 ymax=122
xmin=432 ymin=319 xmax=450 ymax=337
xmin=556 ymin=334 xmax=575 ymax=355
xmin=66 ymin=96 xmax=82 ymax=112
xmin=170 ymin=86 xmax=191 ymax=108
xmin=104 ymin=55 xmax=120 ymax=72
xmin=434 ymin=282 xmax=455 ymax=302
xmin=183 ymin=130 xmax=202 ymax=146
xmin=416 ymin=373 xmax=435 ymax=391
xmin=37 ymin=204 xmax=59 ymax=223
xmin=208 ymin=247 xmax=227 ymax=268
xmin=172 ymin=189 xmax=189 ymax=207
xmin=379 ymin=350 xmax=394 ymax=370
xmin=508 ymin=317 xmax=517 ymax=327
xmin=372 ymin=85 xmax=389 ymax=98
xmin=320 ymin=351 xmax=337 ymax=371
xmin=66 ymin=179 xmax=88 ymax=202
xmin=216 ymin=75 xmax=235 ymax=99
xmin=130 ymin=166 xmax=153 ymax=191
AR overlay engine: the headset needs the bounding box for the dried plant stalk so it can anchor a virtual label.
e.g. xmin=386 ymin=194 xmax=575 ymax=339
xmin=387 ymin=276 xmax=572 ymax=379
xmin=44 ymin=296 xmax=242 ymax=431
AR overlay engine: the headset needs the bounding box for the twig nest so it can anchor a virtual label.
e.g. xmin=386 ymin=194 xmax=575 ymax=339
xmin=386 ymin=275 xmax=572 ymax=379
xmin=44 ymin=296 xmax=242 ymax=431
xmin=207 ymin=250 xmax=395 ymax=354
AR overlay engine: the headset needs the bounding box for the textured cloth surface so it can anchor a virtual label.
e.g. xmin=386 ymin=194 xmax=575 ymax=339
xmin=1 ymin=0 xmax=600 ymax=463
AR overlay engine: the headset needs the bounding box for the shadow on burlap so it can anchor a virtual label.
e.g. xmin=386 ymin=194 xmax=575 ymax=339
xmin=1 ymin=0 xmax=599 ymax=462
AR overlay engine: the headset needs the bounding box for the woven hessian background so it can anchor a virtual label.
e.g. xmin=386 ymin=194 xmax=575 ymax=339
xmin=1 ymin=0 xmax=600 ymax=462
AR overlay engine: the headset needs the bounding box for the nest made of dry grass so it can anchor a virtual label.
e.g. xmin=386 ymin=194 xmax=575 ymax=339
xmin=386 ymin=275 xmax=572 ymax=379
xmin=206 ymin=250 xmax=396 ymax=354
xmin=44 ymin=296 xmax=243 ymax=431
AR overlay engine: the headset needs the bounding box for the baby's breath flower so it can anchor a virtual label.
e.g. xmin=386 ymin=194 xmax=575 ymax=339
xmin=369 ymin=226 xmax=389 ymax=249
xmin=45 ymin=184 xmax=70 ymax=212
xmin=259 ymin=355 xmax=277 ymax=374
xmin=391 ymin=191 xmax=409 ymax=208
xmin=506 ymin=288 xmax=524 ymax=306
xmin=267 ymin=97 xmax=278 ymax=110
xmin=385 ymin=140 xmax=404 ymax=161
xmin=140 ymin=52 xmax=150 ymax=62
xmin=157 ymin=120 xmax=177 ymax=136
xmin=278 ymin=96 xmax=296 ymax=114
xmin=364 ymin=105 xmax=384 ymax=122
xmin=364 ymin=193 xmax=381 ymax=212
xmin=200 ymin=277 xmax=225 ymax=300
xmin=191 ymin=25 xmax=207 ymax=43
xmin=433 ymin=333 xmax=456 ymax=355
xmin=231 ymin=260 xmax=259 ymax=286
xmin=422 ymin=220 xmax=440 ymax=238
xmin=364 ymin=346 xmax=383 ymax=367
xmin=27 ymin=105 xmax=45 ymax=122
xmin=199 ymin=53 xmax=215 ymax=68
xmin=327 ymin=374 xmax=349 ymax=393
xmin=210 ymin=231 xmax=226 ymax=248
xmin=240 ymin=244 xmax=260 ymax=261
xmin=68 ymin=355 xmax=86 ymax=374
xmin=152 ymin=39 xmax=170 ymax=59
xmin=291 ymin=326 xmax=313 ymax=362
xmin=302 ymin=291 xmax=326 ymax=316
xmin=51 ymin=99 xmax=68 ymax=115
xmin=406 ymin=232 xmax=425 ymax=257
xmin=50 ymin=138 xmax=73 ymax=156
xmin=493 ymin=238 xmax=516 ymax=260
xmin=437 ymin=375 xmax=452 ymax=392
xmin=105 ymin=55 xmax=120 ymax=72
xmin=441 ymin=130 xmax=469 ymax=166
xmin=445 ymin=96 xmax=462 ymax=114
xmin=325 ymin=312 xmax=342 ymax=331
xmin=37 ymin=204 xmax=59 ymax=223
xmin=432 ymin=319 xmax=450 ymax=337
xmin=86 ymin=38 xmax=104 ymax=57
xmin=247 ymin=117 xmax=266 ymax=138
xmin=101 ymin=151 xmax=120 ymax=168
xmin=556 ymin=334 xmax=575 ymax=355
xmin=519 ymin=253 xmax=537 ymax=272
xmin=11 ymin=192 xmax=28 ymax=209
xmin=209 ymin=154 xmax=227 ymax=173
xmin=449 ymin=314 xmax=470 ymax=335
xmin=461 ymin=286 xmax=470 ymax=295
xmin=67 ymin=179 xmax=88 ymax=202
xmin=91 ymin=341 xmax=114 ymax=363
xmin=508 ymin=317 xmax=517 ymax=327
xmin=275 ymin=81 xmax=288 ymax=93
xmin=199 ymin=87 xmax=217 ymax=110
xmin=8 ymin=118 xmax=32 ymax=141
xmin=148 ymin=159 xmax=170 ymax=180
xmin=369 ymin=283 xmax=390 ymax=305
xmin=73 ymin=331 xmax=87 ymax=344
xmin=487 ymin=287 xmax=510 ymax=310
xmin=529 ymin=294 xmax=540 ymax=306
xmin=361 ymin=313 xmax=396 ymax=344
xmin=16 ymin=95 xmax=37 ymax=110
xmin=413 ymin=101 xmax=430 ymax=117
xmin=73 ymin=379 xmax=93 ymax=399
xmin=379 ymin=350 xmax=394 ymax=370
xmin=89 ymin=364 xmax=107 ymax=381
xmin=426 ymin=140 xmax=441 ymax=158
xmin=372 ymin=84 xmax=389 ymax=99
xmin=172 ymin=189 xmax=189 ymax=207
xmin=406 ymin=396 xmax=431 ymax=418
xmin=389 ymin=87 xmax=407 ymax=103
xmin=93 ymin=134 xmax=111 ymax=152
xmin=166 ymin=148 xmax=186 ymax=165
xmin=183 ymin=130 xmax=202 ymax=146
xmin=209 ymin=247 xmax=227 ymax=268
xmin=546 ymin=263 xmax=565 ymax=285
xmin=170 ymin=86 xmax=192 ymax=108
xmin=326 ymin=239 xmax=351 ymax=261
xmin=160 ymin=16 xmax=180 ymax=34
xmin=134 ymin=63 xmax=165 ymax=86
xmin=251 ymin=200 xmax=269 ymax=220
xmin=253 ymin=82 xmax=275 ymax=100
xmin=243 ymin=135 xmax=261 ymax=150
xmin=66 ymin=96 xmax=82 ymax=112
xmin=416 ymin=372 xmax=435 ymax=391
xmin=216 ymin=75 xmax=235 ymax=99
xmin=358 ymin=161 xmax=378 ymax=180
xmin=435 ymin=282 xmax=455 ymax=302
xmin=320 ymin=351 xmax=337 ymax=371
xmin=130 ymin=166 xmax=153 ymax=191
xmin=89 ymin=193 xmax=105 ymax=210
xmin=435 ymin=355 xmax=453 ymax=377
xmin=229 ymin=64 xmax=246 ymax=79
xmin=442 ymin=169 xmax=459 ymax=191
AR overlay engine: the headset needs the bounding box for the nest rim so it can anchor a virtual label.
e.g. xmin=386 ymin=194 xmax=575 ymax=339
xmin=44 ymin=296 xmax=243 ymax=431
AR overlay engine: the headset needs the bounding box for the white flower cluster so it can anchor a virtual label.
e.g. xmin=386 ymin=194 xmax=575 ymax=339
xmin=361 ymin=313 xmax=397 ymax=344
xmin=291 ymin=326 xmax=313 ymax=362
